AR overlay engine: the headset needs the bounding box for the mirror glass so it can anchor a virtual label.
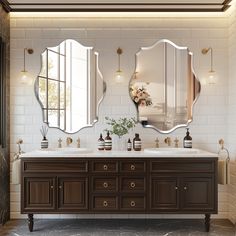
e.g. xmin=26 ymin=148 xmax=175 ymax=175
xmin=35 ymin=39 xmax=105 ymax=133
xmin=129 ymin=39 xmax=200 ymax=133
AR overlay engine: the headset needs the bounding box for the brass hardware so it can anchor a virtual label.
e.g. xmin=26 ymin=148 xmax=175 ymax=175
xmin=174 ymin=138 xmax=179 ymax=148
xmin=103 ymin=164 xmax=108 ymax=171
xmin=66 ymin=137 xmax=73 ymax=146
xmin=164 ymin=137 xmax=171 ymax=146
xmin=130 ymin=182 xmax=136 ymax=188
xmin=77 ymin=137 xmax=80 ymax=148
xmin=184 ymin=186 xmax=187 ymax=190
xmin=103 ymin=200 xmax=108 ymax=207
xmin=59 ymin=186 xmax=62 ymax=189
xmin=130 ymin=164 xmax=136 ymax=171
xmin=103 ymin=182 xmax=108 ymax=188
xmin=155 ymin=138 xmax=159 ymax=148
xmin=50 ymin=186 xmax=54 ymax=189
xmin=219 ymin=139 xmax=224 ymax=149
xmin=175 ymin=186 xmax=178 ymax=190
xmin=130 ymin=201 xmax=136 ymax=207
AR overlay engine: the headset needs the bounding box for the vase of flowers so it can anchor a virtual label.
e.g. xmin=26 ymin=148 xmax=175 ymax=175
xmin=130 ymin=85 xmax=152 ymax=107
xmin=104 ymin=117 xmax=136 ymax=151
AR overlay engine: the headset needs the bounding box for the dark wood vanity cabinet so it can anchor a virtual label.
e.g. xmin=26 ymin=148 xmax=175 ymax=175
xmin=21 ymin=157 xmax=217 ymax=232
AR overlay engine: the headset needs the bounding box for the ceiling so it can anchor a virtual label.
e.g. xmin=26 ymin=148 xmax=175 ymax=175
xmin=2 ymin=0 xmax=232 ymax=12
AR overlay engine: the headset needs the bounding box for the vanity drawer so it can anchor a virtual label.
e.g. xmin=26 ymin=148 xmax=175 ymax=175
xmin=91 ymin=161 xmax=118 ymax=173
xmin=23 ymin=160 xmax=88 ymax=173
xmin=120 ymin=196 xmax=145 ymax=211
xmin=120 ymin=177 xmax=145 ymax=192
xmin=120 ymin=161 xmax=146 ymax=173
xmin=150 ymin=160 xmax=215 ymax=173
xmin=92 ymin=177 xmax=118 ymax=192
xmin=92 ymin=196 xmax=118 ymax=211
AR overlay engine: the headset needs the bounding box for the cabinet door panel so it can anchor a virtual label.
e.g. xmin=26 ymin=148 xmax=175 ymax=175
xmin=23 ymin=177 xmax=55 ymax=211
xmin=182 ymin=177 xmax=214 ymax=210
xmin=58 ymin=177 xmax=88 ymax=210
xmin=151 ymin=177 xmax=179 ymax=211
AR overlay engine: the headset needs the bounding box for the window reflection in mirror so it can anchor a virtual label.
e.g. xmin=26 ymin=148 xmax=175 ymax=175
xmin=130 ymin=39 xmax=200 ymax=133
xmin=35 ymin=39 xmax=105 ymax=133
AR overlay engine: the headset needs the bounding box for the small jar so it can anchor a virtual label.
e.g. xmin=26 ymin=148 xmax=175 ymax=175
xmin=104 ymin=131 xmax=112 ymax=151
xmin=41 ymin=137 xmax=48 ymax=149
xmin=133 ymin=133 xmax=141 ymax=151
xmin=98 ymin=133 xmax=105 ymax=151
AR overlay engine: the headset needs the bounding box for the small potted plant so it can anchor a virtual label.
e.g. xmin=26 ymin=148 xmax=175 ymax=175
xmin=104 ymin=117 xmax=136 ymax=150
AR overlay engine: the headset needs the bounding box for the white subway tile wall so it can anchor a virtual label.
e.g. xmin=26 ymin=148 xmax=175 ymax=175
xmin=10 ymin=15 xmax=231 ymax=220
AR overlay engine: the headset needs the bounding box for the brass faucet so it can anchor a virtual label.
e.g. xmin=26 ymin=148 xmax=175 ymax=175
xmin=76 ymin=137 xmax=80 ymax=148
xmin=155 ymin=138 xmax=159 ymax=148
xmin=66 ymin=137 xmax=73 ymax=147
xmin=174 ymin=138 xmax=179 ymax=148
xmin=164 ymin=137 xmax=171 ymax=146
xmin=58 ymin=138 xmax=62 ymax=148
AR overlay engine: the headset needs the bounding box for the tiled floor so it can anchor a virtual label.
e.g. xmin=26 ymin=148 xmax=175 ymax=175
xmin=0 ymin=219 xmax=235 ymax=236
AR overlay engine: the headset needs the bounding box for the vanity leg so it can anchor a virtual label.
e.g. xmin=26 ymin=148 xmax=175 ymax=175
xmin=28 ymin=214 xmax=34 ymax=232
xmin=205 ymin=214 xmax=210 ymax=232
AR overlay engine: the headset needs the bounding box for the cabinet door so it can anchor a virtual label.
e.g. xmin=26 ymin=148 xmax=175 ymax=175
xmin=150 ymin=177 xmax=180 ymax=211
xmin=181 ymin=177 xmax=214 ymax=211
xmin=23 ymin=177 xmax=55 ymax=211
xmin=58 ymin=177 xmax=88 ymax=211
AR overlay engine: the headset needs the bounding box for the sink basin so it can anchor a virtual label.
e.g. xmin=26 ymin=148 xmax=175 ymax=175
xmin=144 ymin=148 xmax=201 ymax=155
xmin=37 ymin=147 xmax=92 ymax=154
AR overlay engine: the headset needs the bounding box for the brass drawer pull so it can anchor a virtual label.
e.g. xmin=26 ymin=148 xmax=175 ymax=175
xmin=103 ymin=200 xmax=108 ymax=207
xmin=130 ymin=164 xmax=136 ymax=171
xmin=130 ymin=182 xmax=136 ymax=188
xmin=59 ymin=186 xmax=62 ymax=189
xmin=184 ymin=186 xmax=187 ymax=190
xmin=175 ymin=186 xmax=178 ymax=190
xmin=130 ymin=201 xmax=136 ymax=207
xmin=103 ymin=164 xmax=108 ymax=171
xmin=103 ymin=182 xmax=108 ymax=188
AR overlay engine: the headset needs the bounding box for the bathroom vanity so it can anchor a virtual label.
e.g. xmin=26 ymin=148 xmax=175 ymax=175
xmin=20 ymin=149 xmax=218 ymax=232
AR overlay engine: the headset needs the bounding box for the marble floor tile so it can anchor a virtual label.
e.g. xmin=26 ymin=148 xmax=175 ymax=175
xmin=0 ymin=219 xmax=235 ymax=236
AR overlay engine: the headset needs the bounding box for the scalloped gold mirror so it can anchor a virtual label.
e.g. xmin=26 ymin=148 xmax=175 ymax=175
xmin=35 ymin=39 xmax=106 ymax=133
xmin=129 ymin=39 xmax=200 ymax=133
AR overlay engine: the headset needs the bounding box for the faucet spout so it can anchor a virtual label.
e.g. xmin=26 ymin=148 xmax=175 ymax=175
xmin=66 ymin=137 xmax=73 ymax=147
xmin=164 ymin=137 xmax=171 ymax=147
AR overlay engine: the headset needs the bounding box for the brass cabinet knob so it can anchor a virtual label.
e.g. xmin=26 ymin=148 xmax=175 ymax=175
xmin=103 ymin=182 xmax=108 ymax=188
xmin=59 ymin=186 xmax=62 ymax=189
xmin=130 ymin=164 xmax=136 ymax=171
xmin=130 ymin=201 xmax=136 ymax=207
xmin=50 ymin=186 xmax=54 ymax=189
xmin=103 ymin=164 xmax=108 ymax=171
xmin=130 ymin=182 xmax=136 ymax=188
xmin=103 ymin=200 xmax=108 ymax=207
xmin=184 ymin=186 xmax=187 ymax=190
xmin=175 ymin=186 xmax=178 ymax=190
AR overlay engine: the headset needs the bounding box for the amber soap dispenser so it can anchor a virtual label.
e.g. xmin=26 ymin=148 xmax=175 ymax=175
xmin=183 ymin=128 xmax=192 ymax=148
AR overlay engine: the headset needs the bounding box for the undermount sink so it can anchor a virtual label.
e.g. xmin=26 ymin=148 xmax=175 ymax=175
xmin=37 ymin=147 xmax=92 ymax=154
xmin=144 ymin=147 xmax=201 ymax=154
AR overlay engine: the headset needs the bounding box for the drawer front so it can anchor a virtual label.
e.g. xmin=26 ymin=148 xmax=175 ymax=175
xmin=92 ymin=177 xmax=118 ymax=192
xmin=151 ymin=160 xmax=215 ymax=173
xmin=120 ymin=196 xmax=145 ymax=210
xmin=92 ymin=196 xmax=118 ymax=211
xmin=92 ymin=161 xmax=118 ymax=173
xmin=23 ymin=161 xmax=88 ymax=173
xmin=120 ymin=177 xmax=145 ymax=192
xmin=120 ymin=161 xmax=146 ymax=172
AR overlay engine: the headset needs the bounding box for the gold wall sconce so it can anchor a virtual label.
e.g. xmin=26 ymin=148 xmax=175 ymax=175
xmin=201 ymin=47 xmax=216 ymax=84
xmin=20 ymin=48 xmax=34 ymax=84
xmin=115 ymin=47 xmax=124 ymax=83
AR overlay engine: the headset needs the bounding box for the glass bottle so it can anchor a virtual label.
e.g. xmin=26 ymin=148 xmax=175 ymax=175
xmin=127 ymin=138 xmax=132 ymax=151
xmin=104 ymin=131 xmax=112 ymax=151
xmin=133 ymin=133 xmax=141 ymax=151
xmin=183 ymin=128 xmax=192 ymax=148
xmin=98 ymin=133 xmax=105 ymax=151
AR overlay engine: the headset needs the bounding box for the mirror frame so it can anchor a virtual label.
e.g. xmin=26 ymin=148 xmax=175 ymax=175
xmin=130 ymin=39 xmax=201 ymax=133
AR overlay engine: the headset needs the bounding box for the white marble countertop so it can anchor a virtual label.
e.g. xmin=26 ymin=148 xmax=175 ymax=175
xmin=20 ymin=148 xmax=218 ymax=158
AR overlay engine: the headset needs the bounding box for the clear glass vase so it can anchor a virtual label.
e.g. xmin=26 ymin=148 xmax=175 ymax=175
xmin=113 ymin=136 xmax=126 ymax=151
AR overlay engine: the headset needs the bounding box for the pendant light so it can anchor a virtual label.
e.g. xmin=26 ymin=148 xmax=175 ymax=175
xmin=20 ymin=48 xmax=34 ymax=84
xmin=115 ymin=47 xmax=124 ymax=83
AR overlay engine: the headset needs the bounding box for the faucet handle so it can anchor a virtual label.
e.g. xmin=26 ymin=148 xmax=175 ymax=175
xmin=66 ymin=137 xmax=73 ymax=146
xmin=174 ymin=137 xmax=179 ymax=148
xmin=77 ymin=137 xmax=80 ymax=148
xmin=155 ymin=138 xmax=159 ymax=148
xmin=164 ymin=137 xmax=171 ymax=146
xmin=58 ymin=138 xmax=62 ymax=148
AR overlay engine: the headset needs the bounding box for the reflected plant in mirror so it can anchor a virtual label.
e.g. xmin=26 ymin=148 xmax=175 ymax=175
xmin=35 ymin=39 xmax=106 ymax=133
xmin=129 ymin=39 xmax=201 ymax=133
